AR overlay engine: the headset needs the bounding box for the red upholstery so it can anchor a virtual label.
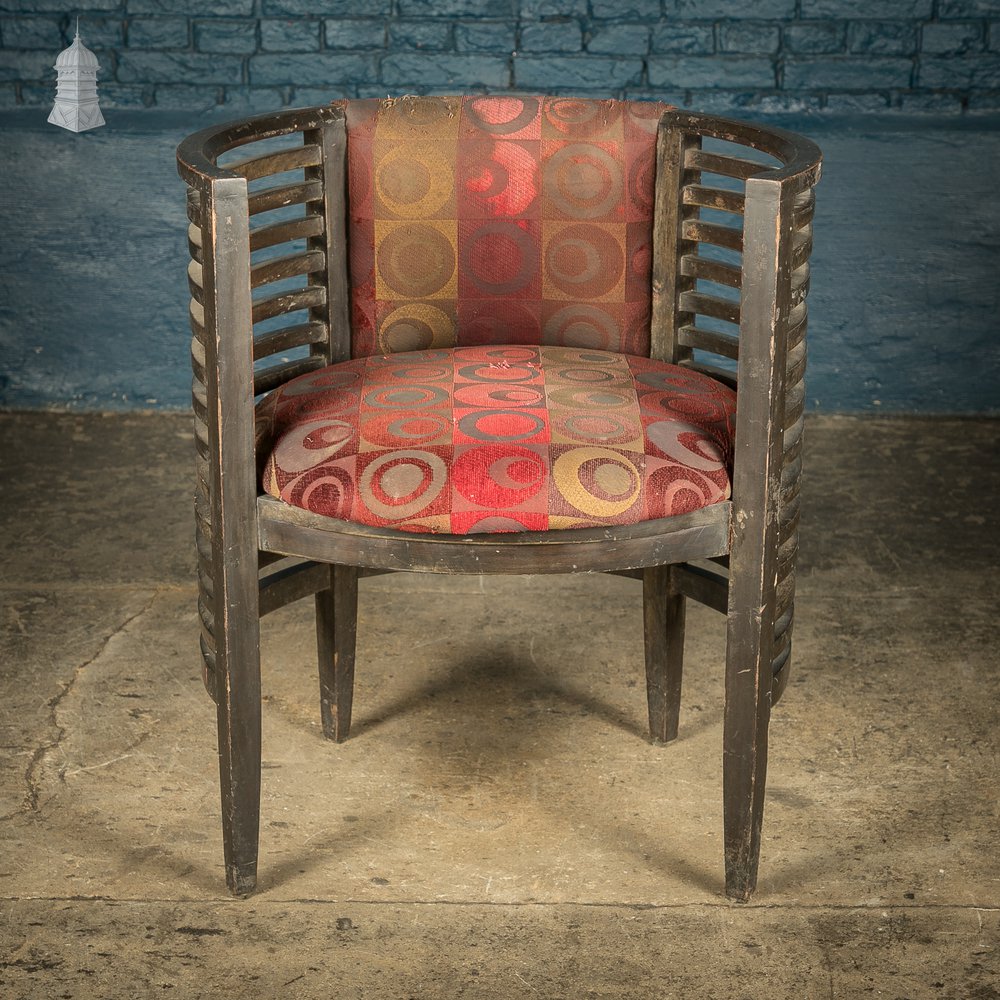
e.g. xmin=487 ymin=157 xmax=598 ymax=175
xmin=335 ymin=95 xmax=671 ymax=359
xmin=258 ymin=345 xmax=735 ymax=534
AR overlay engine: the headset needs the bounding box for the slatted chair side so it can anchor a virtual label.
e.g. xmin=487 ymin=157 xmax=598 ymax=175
xmin=650 ymin=112 xmax=821 ymax=704
xmin=179 ymin=107 xmax=354 ymax=697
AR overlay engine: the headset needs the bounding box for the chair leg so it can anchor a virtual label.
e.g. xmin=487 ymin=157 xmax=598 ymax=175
xmin=722 ymin=575 xmax=776 ymax=903
xmin=316 ymin=564 xmax=359 ymax=743
xmin=642 ymin=564 xmax=685 ymax=744
xmin=215 ymin=600 xmax=262 ymax=898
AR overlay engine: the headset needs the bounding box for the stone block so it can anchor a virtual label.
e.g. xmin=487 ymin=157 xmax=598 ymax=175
xmin=783 ymin=22 xmax=845 ymax=54
xmin=519 ymin=0 xmax=588 ymax=15
xmin=222 ymin=84 xmax=290 ymax=112
xmin=127 ymin=18 xmax=189 ymax=50
xmin=260 ymin=18 xmax=321 ymax=52
xmin=586 ymin=24 xmax=650 ymax=56
xmin=591 ymin=0 xmax=661 ymax=17
xmin=801 ymin=0 xmax=931 ymax=16
xmin=396 ymin=0 xmax=511 ymax=16
xmin=455 ymin=22 xmax=517 ymax=53
xmin=514 ymin=54 xmax=642 ymax=89
xmin=669 ymin=0 xmax=795 ymax=16
xmin=251 ymin=52 xmax=377 ymax=85
xmin=846 ymin=21 xmax=917 ymax=55
xmin=325 ymin=19 xmax=386 ymax=50
xmin=129 ymin=0 xmax=254 ymax=13
xmin=649 ymin=54 xmax=774 ymax=88
xmin=0 ymin=15 xmax=61 ymax=49
xmin=938 ymin=0 xmax=1000 ymax=16
xmin=193 ymin=19 xmax=258 ymax=55
xmin=823 ymin=91 xmax=891 ymax=110
xmin=152 ymin=83 xmax=222 ymax=111
xmin=387 ymin=21 xmax=450 ymax=50
xmin=782 ymin=55 xmax=913 ymax=88
xmin=381 ymin=53 xmax=510 ymax=88
xmin=117 ymin=51 xmax=245 ymax=85
xmin=718 ymin=21 xmax=781 ymax=54
xmin=919 ymin=53 xmax=1000 ymax=87
xmin=519 ymin=20 xmax=582 ymax=53
xmin=920 ymin=21 xmax=984 ymax=54
xmin=0 ymin=0 xmax=120 ymax=10
xmin=264 ymin=0 xmax=390 ymax=12
xmin=93 ymin=83 xmax=148 ymax=108
xmin=0 ymin=49 xmax=57 ymax=82
xmin=898 ymin=90 xmax=965 ymax=111
xmin=73 ymin=15 xmax=123 ymax=48
xmin=651 ymin=22 xmax=714 ymax=54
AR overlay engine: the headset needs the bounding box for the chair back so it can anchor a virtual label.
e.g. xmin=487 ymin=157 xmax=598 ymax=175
xmin=336 ymin=95 xmax=670 ymax=358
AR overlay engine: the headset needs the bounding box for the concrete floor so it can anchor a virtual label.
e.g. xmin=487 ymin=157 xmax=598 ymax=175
xmin=0 ymin=412 xmax=997 ymax=999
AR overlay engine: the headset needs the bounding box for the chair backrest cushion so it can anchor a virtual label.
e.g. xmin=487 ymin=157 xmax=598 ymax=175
xmin=336 ymin=95 xmax=670 ymax=360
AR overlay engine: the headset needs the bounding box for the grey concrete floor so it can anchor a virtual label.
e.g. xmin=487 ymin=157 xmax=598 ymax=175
xmin=0 ymin=412 xmax=998 ymax=999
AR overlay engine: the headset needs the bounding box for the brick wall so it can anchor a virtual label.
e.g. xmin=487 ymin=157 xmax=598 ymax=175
xmin=1 ymin=0 xmax=999 ymax=114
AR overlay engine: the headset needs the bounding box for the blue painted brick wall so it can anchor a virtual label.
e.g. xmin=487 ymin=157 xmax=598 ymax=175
xmin=2 ymin=0 xmax=1000 ymax=114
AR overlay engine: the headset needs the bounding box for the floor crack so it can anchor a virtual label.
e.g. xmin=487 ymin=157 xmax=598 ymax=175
xmin=18 ymin=592 xmax=159 ymax=816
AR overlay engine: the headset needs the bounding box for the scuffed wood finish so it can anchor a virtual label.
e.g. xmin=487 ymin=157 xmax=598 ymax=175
xmin=307 ymin=116 xmax=351 ymax=364
xmin=315 ymin=565 xmax=359 ymax=742
xmin=257 ymin=496 xmax=732 ymax=576
xmin=202 ymin=174 xmax=261 ymax=898
xmin=642 ymin=565 xmax=685 ymax=744
xmin=177 ymin=105 xmax=821 ymax=902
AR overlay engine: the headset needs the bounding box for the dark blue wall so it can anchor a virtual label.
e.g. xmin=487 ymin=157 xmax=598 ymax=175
xmin=1 ymin=1 xmax=999 ymax=413
xmin=3 ymin=0 xmax=1000 ymax=113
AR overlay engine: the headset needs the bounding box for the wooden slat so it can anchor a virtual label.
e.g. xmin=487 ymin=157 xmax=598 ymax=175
xmin=253 ymin=355 xmax=326 ymax=396
xmin=672 ymin=563 xmax=729 ymax=613
xmin=679 ymin=290 xmax=741 ymax=326
xmin=680 ymin=254 xmax=742 ymax=289
xmin=682 ymin=184 xmax=745 ymax=214
xmin=226 ymin=143 xmax=323 ymax=181
xmin=248 ymin=178 xmax=324 ymax=216
xmin=258 ymin=560 xmax=331 ymax=617
xmin=682 ymin=219 xmax=743 ymax=253
xmin=677 ymin=324 xmax=740 ymax=360
xmin=188 ymin=259 xmax=204 ymax=304
xmin=791 ymin=228 xmax=812 ymax=269
xmin=678 ymin=358 xmax=738 ymax=388
xmin=249 ymin=214 xmax=324 ymax=253
xmin=252 ymin=285 xmax=326 ymax=324
xmin=308 ymin=115 xmax=351 ymax=364
xmin=253 ymin=320 xmax=328 ymax=361
xmin=186 ymin=187 xmax=202 ymax=226
xmin=190 ymin=299 xmax=206 ymax=341
xmin=790 ymin=262 xmax=810 ymax=306
xmin=685 ymin=148 xmax=769 ymax=181
xmin=651 ymin=124 xmax=700 ymax=364
xmin=793 ymin=188 xmax=815 ymax=227
xmin=250 ymin=248 xmax=326 ymax=290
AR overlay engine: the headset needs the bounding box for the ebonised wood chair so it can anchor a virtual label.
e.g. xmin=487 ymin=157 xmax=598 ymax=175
xmin=177 ymin=96 xmax=821 ymax=902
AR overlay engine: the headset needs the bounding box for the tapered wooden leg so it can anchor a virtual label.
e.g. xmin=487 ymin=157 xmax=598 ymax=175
xmin=643 ymin=564 xmax=685 ymax=744
xmin=723 ymin=573 xmax=776 ymax=903
xmin=215 ymin=594 xmax=262 ymax=897
xmin=316 ymin=564 xmax=359 ymax=743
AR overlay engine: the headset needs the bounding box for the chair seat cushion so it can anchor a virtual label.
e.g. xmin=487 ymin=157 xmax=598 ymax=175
xmin=258 ymin=345 xmax=736 ymax=534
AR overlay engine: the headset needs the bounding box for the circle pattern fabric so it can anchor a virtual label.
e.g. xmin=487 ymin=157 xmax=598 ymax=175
xmin=260 ymin=346 xmax=736 ymax=535
xmin=339 ymin=95 xmax=671 ymax=358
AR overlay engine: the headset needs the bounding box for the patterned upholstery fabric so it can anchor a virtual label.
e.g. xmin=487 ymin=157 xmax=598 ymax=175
xmin=258 ymin=346 xmax=736 ymax=534
xmin=335 ymin=95 xmax=671 ymax=359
